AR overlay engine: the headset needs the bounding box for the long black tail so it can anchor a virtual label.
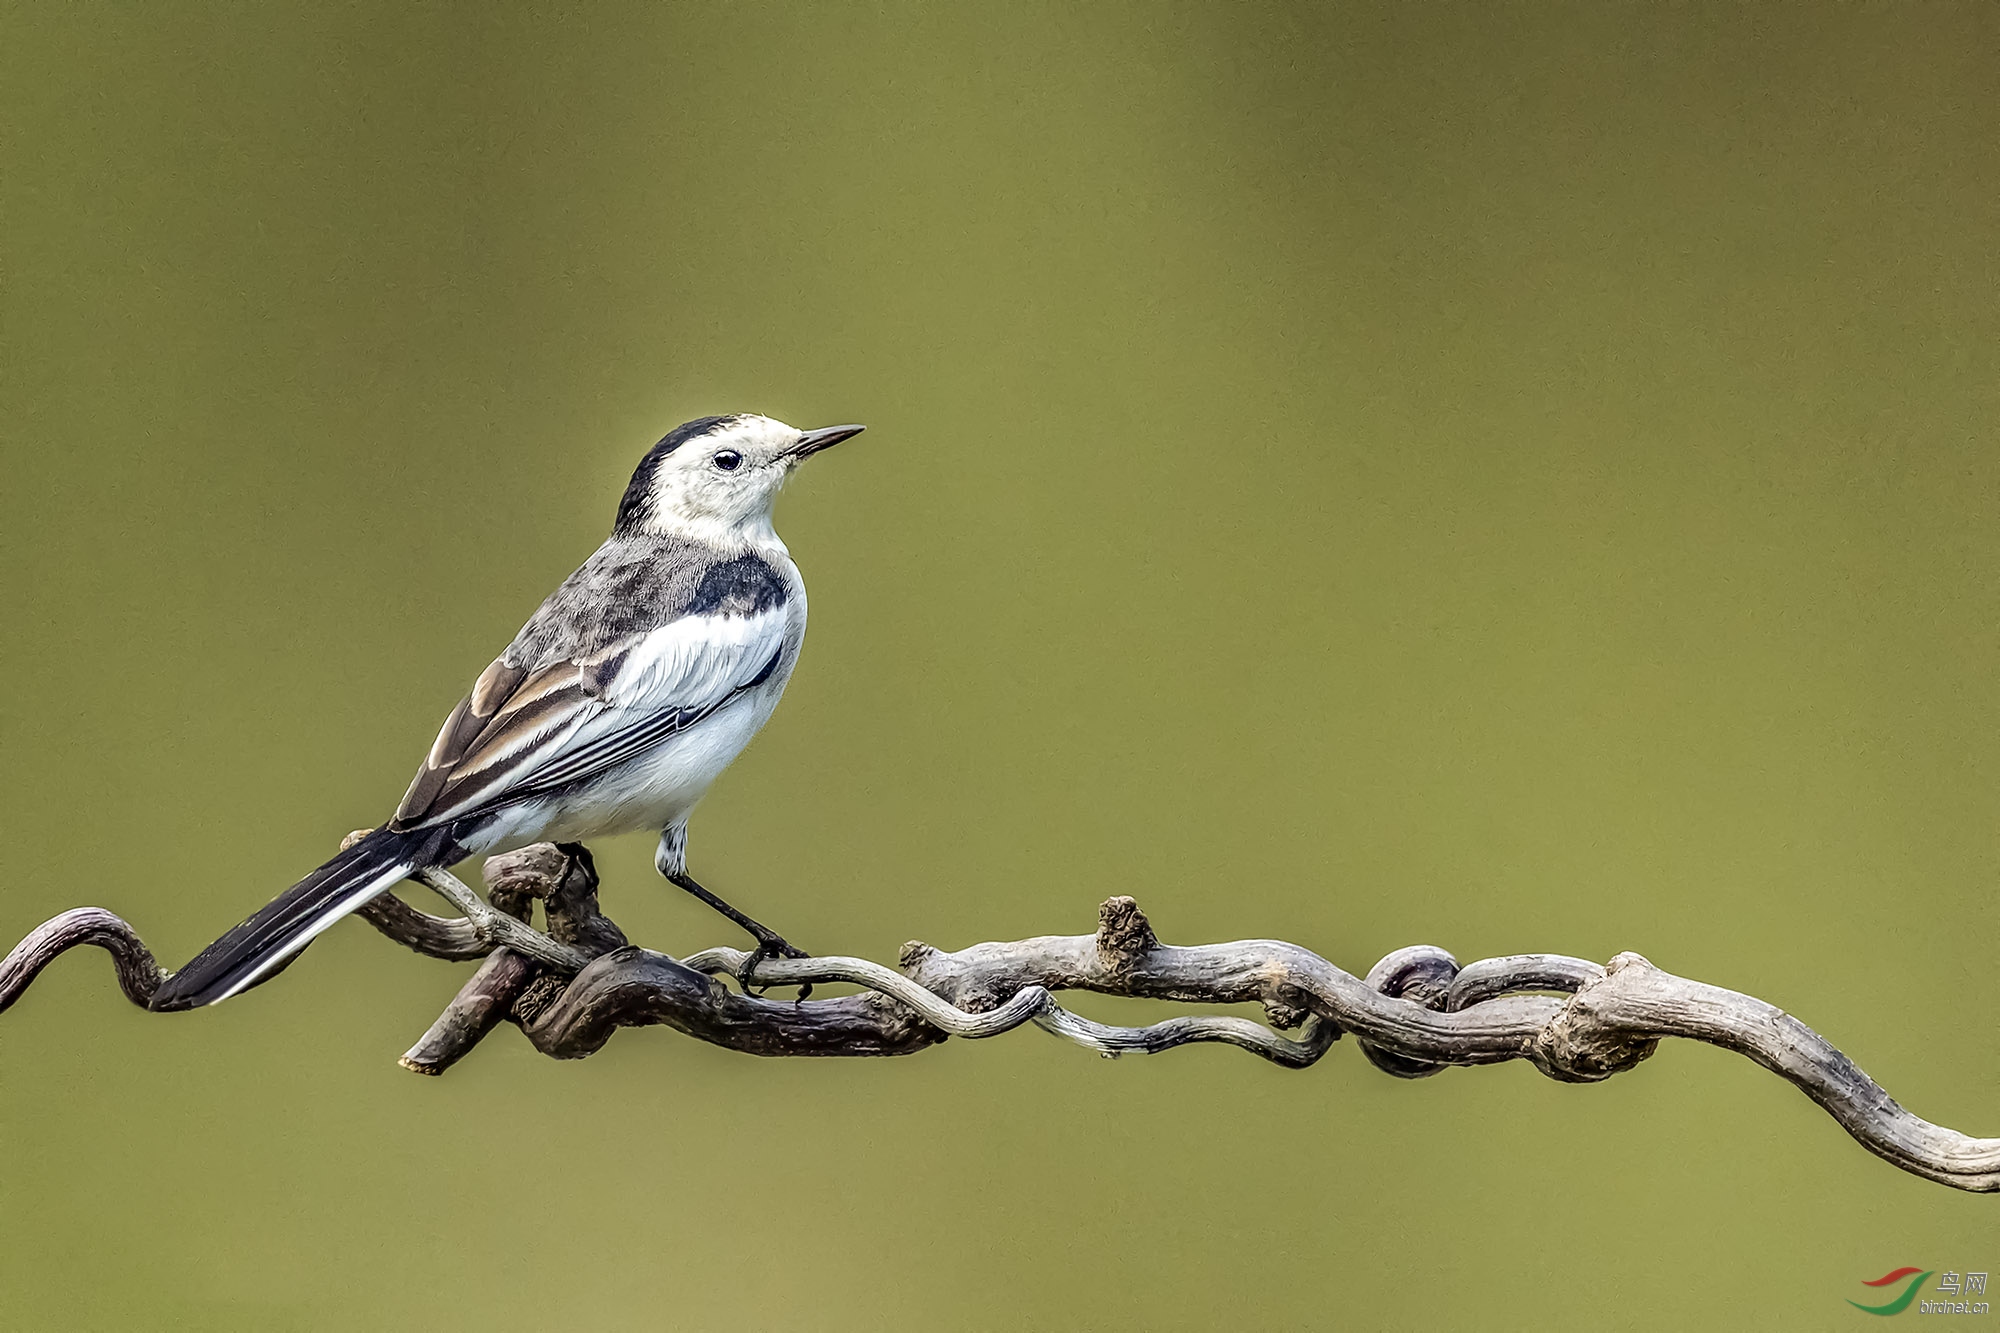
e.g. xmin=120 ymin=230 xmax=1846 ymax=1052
xmin=151 ymin=825 xmax=459 ymax=1011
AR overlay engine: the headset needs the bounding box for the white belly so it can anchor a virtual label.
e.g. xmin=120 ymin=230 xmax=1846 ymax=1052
xmin=465 ymin=670 xmax=787 ymax=855
xmin=563 ymin=684 xmax=781 ymax=837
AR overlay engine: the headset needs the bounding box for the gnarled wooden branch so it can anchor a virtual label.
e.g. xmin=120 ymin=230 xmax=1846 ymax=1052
xmin=0 ymin=844 xmax=1992 ymax=1194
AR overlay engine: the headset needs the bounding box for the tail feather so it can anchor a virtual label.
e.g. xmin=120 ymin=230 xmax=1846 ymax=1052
xmin=151 ymin=826 xmax=458 ymax=1011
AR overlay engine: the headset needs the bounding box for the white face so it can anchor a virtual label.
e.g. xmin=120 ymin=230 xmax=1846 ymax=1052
xmin=623 ymin=415 xmax=862 ymax=541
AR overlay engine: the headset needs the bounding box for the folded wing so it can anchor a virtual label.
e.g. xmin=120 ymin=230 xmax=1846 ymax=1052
xmin=391 ymin=607 xmax=788 ymax=830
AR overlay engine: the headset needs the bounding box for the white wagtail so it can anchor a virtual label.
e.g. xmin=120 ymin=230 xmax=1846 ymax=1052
xmin=150 ymin=413 xmax=863 ymax=1010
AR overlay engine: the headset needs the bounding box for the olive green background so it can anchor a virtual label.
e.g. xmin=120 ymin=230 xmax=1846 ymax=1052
xmin=2 ymin=4 xmax=1994 ymax=1329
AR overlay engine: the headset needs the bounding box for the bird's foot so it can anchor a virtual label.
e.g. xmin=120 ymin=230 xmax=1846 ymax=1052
xmin=553 ymin=842 xmax=599 ymax=890
xmin=739 ymin=931 xmax=813 ymax=1002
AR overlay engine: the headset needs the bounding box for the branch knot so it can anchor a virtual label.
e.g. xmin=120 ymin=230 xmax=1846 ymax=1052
xmin=1095 ymin=896 xmax=1157 ymax=972
xmin=1526 ymin=954 xmax=1663 ymax=1083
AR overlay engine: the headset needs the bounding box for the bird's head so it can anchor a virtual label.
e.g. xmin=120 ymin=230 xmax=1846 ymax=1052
xmin=613 ymin=414 xmax=864 ymax=544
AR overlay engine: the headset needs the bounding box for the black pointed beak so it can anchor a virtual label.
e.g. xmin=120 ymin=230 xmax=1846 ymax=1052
xmin=791 ymin=424 xmax=865 ymax=458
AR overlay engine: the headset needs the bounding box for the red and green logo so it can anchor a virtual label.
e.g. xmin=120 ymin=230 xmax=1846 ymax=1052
xmin=1849 ymin=1268 xmax=1934 ymax=1316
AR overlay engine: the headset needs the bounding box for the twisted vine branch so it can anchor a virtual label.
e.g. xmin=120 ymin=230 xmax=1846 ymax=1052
xmin=1 ymin=843 xmax=1992 ymax=1194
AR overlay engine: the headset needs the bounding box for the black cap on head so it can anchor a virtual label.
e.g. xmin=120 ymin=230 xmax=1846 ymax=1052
xmin=615 ymin=416 xmax=745 ymax=533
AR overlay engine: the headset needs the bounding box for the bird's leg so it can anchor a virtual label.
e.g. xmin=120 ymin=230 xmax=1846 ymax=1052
xmin=666 ymin=871 xmax=812 ymax=1000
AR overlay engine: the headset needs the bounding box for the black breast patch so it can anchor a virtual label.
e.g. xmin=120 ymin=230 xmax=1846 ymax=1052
xmin=686 ymin=554 xmax=788 ymax=618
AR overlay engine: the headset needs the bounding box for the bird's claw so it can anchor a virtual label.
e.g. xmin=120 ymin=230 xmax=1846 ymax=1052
xmin=554 ymin=841 xmax=598 ymax=890
xmin=739 ymin=936 xmax=813 ymax=1002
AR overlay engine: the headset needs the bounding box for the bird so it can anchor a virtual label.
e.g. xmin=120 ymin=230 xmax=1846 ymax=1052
xmin=149 ymin=413 xmax=862 ymax=1011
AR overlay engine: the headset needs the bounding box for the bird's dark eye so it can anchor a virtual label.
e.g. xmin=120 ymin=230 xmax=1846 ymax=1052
xmin=712 ymin=450 xmax=743 ymax=472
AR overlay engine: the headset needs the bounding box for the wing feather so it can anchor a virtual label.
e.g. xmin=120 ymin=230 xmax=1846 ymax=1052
xmin=391 ymin=607 xmax=788 ymax=831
